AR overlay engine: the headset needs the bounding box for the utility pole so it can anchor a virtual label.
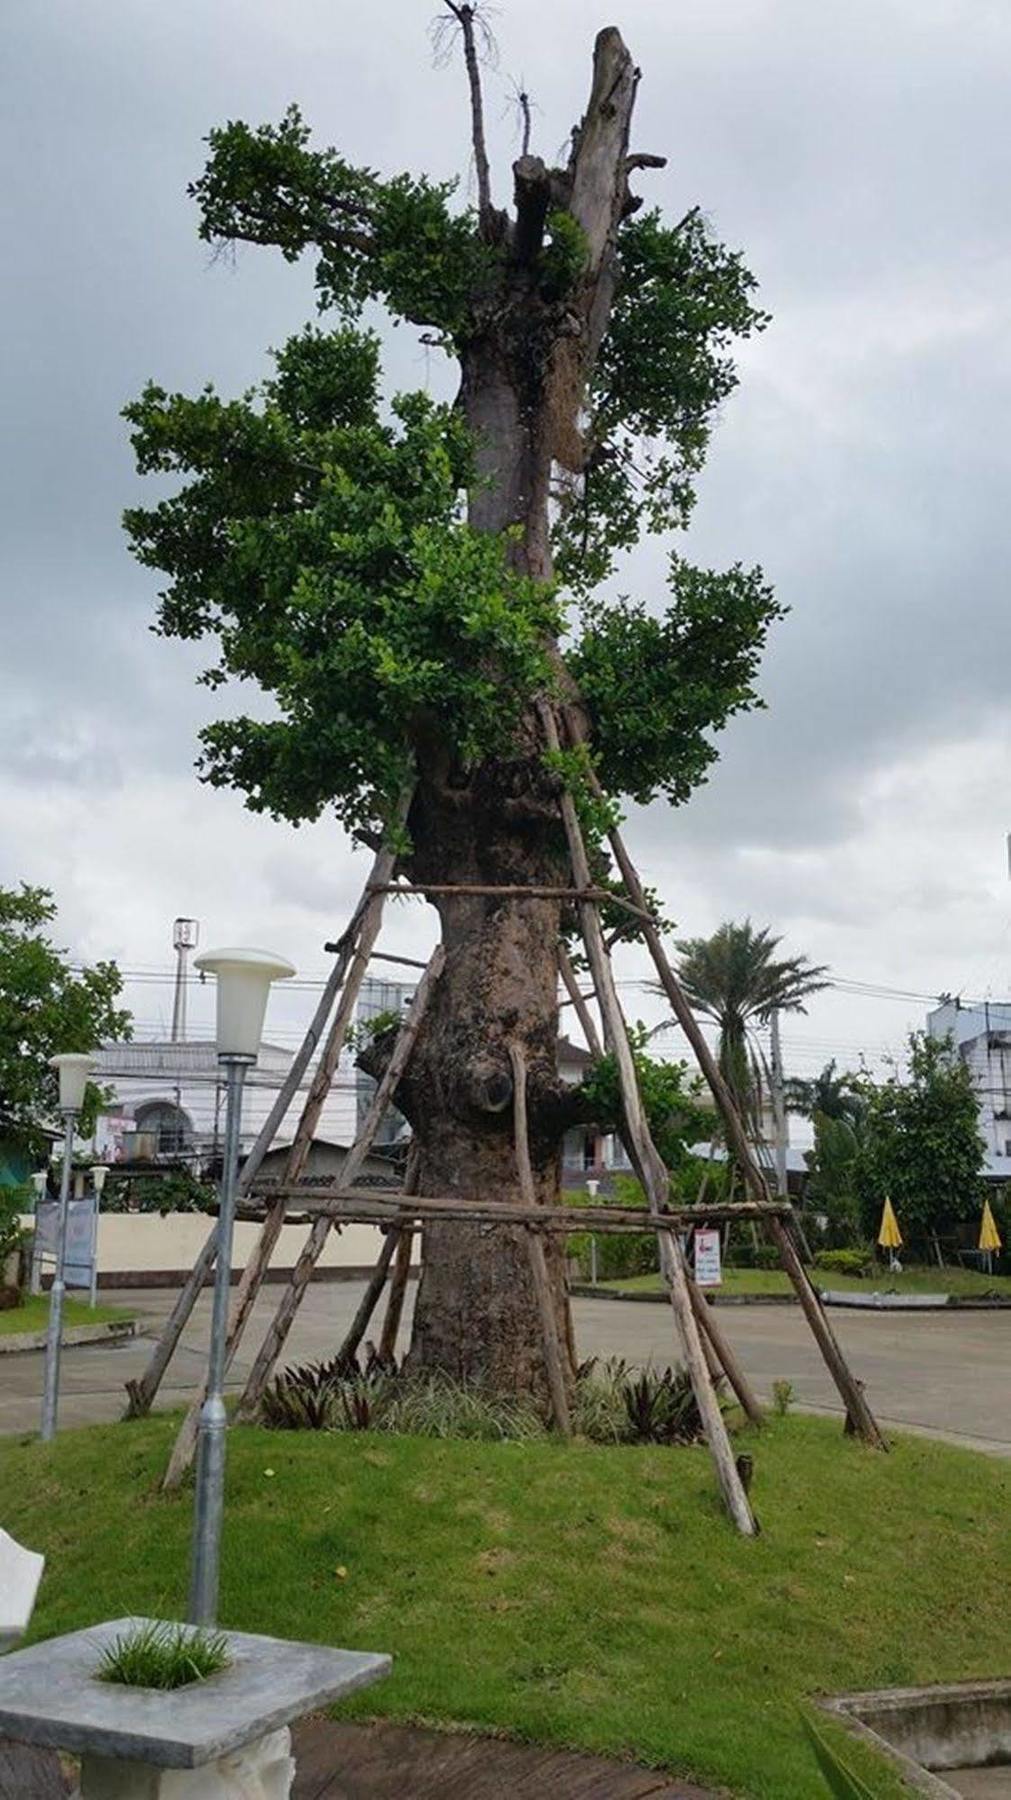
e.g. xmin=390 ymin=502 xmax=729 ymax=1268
xmin=769 ymin=1009 xmax=788 ymax=1199
xmin=171 ymin=918 xmax=199 ymax=1043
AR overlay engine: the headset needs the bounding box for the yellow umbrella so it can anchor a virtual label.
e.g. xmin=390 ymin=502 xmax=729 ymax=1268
xmin=877 ymin=1197 xmax=903 ymax=1250
xmin=979 ymin=1199 xmax=1002 ymax=1253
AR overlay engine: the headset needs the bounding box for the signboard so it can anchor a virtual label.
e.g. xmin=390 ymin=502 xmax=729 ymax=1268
xmin=693 ymin=1227 xmax=722 ymax=1289
xmin=31 ymin=1198 xmax=98 ymax=1300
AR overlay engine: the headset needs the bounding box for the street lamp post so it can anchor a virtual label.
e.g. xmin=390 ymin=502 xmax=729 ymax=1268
xmin=40 ymin=1054 xmax=94 ymax=1442
xmin=188 ymin=947 xmax=295 ymax=1627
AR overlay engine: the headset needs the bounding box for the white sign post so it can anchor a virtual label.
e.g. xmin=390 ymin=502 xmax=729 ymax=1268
xmin=693 ymin=1227 xmax=722 ymax=1289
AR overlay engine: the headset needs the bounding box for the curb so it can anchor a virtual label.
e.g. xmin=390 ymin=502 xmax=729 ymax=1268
xmin=569 ymin=1285 xmax=1011 ymax=1312
xmin=0 ymin=1319 xmax=137 ymax=1356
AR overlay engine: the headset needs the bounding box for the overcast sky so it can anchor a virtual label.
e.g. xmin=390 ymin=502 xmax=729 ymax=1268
xmin=4 ymin=0 xmax=1011 ymax=1088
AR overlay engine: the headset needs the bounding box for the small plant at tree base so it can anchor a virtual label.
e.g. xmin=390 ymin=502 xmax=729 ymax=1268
xmin=772 ymin=1380 xmax=794 ymax=1417
xmin=622 ymin=1366 xmax=718 ymax=1446
xmin=97 ymin=1623 xmax=229 ymax=1691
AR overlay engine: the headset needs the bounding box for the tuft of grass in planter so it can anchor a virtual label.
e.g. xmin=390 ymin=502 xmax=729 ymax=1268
xmin=97 ymin=1622 xmax=229 ymax=1690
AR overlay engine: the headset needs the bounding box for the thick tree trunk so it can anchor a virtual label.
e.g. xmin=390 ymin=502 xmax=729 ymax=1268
xmin=395 ymin=768 xmax=576 ymax=1396
xmin=387 ymin=27 xmax=645 ymax=1399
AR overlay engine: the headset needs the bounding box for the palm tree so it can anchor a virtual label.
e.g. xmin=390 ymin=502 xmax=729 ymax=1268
xmin=784 ymin=1058 xmax=864 ymax=1128
xmin=656 ymin=920 xmax=829 ymax=1143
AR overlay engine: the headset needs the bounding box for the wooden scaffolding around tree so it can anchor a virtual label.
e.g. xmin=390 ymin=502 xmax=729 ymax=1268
xmin=130 ymin=704 xmax=886 ymax=1534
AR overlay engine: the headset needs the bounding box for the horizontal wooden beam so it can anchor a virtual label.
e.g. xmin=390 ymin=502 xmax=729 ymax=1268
xmin=241 ymin=1186 xmax=794 ymax=1235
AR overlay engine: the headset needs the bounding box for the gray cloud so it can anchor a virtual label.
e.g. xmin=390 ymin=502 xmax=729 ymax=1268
xmin=3 ymin=0 xmax=1011 ymax=1076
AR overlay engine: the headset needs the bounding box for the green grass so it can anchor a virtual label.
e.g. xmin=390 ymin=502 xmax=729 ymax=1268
xmin=97 ymin=1621 xmax=229 ymax=1690
xmin=0 ymin=1294 xmax=134 ymax=1336
xmin=2 ymin=1415 xmax=1008 ymax=1798
xmin=597 ymin=1264 xmax=1011 ymax=1299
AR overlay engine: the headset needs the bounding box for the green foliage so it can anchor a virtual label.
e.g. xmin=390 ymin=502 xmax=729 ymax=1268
xmin=190 ymin=107 xmax=499 ymax=341
xmin=813 ymin=1247 xmax=875 ymax=1279
xmin=127 ymin=88 xmax=784 ymax=843
xmin=568 ymin=1225 xmax=659 ymax=1283
xmin=97 ymin=1622 xmax=229 ymax=1691
xmin=539 ymin=210 xmax=589 ymax=300
xmin=0 ymin=886 xmax=131 ymax=1159
xmin=570 ymin=560 xmax=782 ymax=809
xmin=854 ymin=1034 xmax=986 ymax=1243
xmin=806 ymin=1112 xmax=864 ymax=1248
xmin=578 ymin=1032 xmax=710 ymax=1175
xmin=101 ymin=1170 xmax=216 ymax=1216
xmin=621 ymin=1365 xmax=715 ymax=1445
xmin=124 ymin=338 xmax=561 ymax=835
xmin=0 ymin=1190 xmax=25 ymax=1268
xmin=666 ymin=920 xmax=828 ymax=1129
xmin=261 ymin=1362 xmax=549 ymax=1442
xmin=786 ymin=1059 xmax=865 ymax=1127
xmin=772 ymin=1379 xmax=794 ymax=1417
xmin=555 ymin=207 xmax=770 ymax=592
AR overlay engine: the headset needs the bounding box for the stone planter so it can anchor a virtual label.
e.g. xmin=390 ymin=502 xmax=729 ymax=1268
xmin=0 ymin=1618 xmax=390 ymax=1798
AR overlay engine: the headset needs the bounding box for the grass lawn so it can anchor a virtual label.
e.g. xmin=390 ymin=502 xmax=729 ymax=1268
xmin=2 ymin=1415 xmax=1008 ymax=1797
xmin=0 ymin=1294 xmax=134 ymax=1336
xmin=598 ymin=1264 xmax=1011 ymax=1299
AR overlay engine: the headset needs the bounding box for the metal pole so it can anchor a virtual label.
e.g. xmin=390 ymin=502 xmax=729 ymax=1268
xmin=188 ymin=1054 xmax=249 ymax=1626
xmin=40 ymin=1111 xmax=76 ymax=1442
xmin=769 ymin=1009 xmax=788 ymax=1199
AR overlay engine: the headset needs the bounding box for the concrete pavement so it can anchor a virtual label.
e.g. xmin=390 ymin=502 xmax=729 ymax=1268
xmin=1 ymin=1284 xmax=1009 ymax=1453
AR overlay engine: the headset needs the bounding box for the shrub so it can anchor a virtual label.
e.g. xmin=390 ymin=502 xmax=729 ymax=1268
xmin=260 ymin=1359 xmax=352 ymax=1430
xmin=622 ymin=1365 xmax=715 ymax=1446
xmin=813 ymin=1247 xmax=875 ymax=1279
xmin=0 ymin=1189 xmax=26 ymax=1267
xmin=726 ymin=1241 xmax=780 ymax=1271
xmin=571 ymin=1356 xmax=632 ymax=1443
xmin=772 ymin=1379 xmax=794 ymax=1417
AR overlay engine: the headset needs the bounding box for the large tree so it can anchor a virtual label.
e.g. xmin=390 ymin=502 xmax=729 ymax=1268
xmin=124 ymin=12 xmax=781 ymax=1395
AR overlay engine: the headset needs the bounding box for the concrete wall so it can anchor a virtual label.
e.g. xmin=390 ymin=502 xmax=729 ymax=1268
xmin=20 ymin=1213 xmax=418 ymax=1282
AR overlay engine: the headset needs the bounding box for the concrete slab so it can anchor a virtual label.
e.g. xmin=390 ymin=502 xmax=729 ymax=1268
xmin=0 ymin=1620 xmax=390 ymax=1768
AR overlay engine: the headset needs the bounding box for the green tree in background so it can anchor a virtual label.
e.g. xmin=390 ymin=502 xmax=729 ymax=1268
xmin=0 ymin=886 xmax=131 ymax=1164
xmin=785 ymin=1058 xmax=864 ymax=1128
xmin=661 ymin=920 xmax=828 ymax=1137
xmin=854 ymin=1033 xmax=985 ymax=1246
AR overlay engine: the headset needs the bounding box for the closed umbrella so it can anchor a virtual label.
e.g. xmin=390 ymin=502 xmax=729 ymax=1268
xmin=979 ymin=1199 xmax=1002 ymax=1277
xmin=877 ymin=1197 xmax=903 ymax=1273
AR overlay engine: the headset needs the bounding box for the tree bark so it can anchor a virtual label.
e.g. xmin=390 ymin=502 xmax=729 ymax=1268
xmin=393 ymin=27 xmax=644 ymax=1398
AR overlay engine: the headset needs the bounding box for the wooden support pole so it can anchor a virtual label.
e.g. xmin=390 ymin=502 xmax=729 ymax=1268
xmin=378 ymin=1227 xmax=414 ymax=1364
xmin=123 ymin=1226 xmax=217 ymax=1418
xmin=133 ymin=811 xmax=412 ymax=1431
xmin=158 ymin=833 xmax=410 ymax=1486
xmin=540 ymin=700 xmax=757 ymax=1535
xmin=509 ymin=1043 xmax=572 ymax=1437
xmin=336 ymin=1229 xmax=399 ymax=1366
xmin=687 ymin=1279 xmax=764 ymax=1428
xmin=558 ymin=945 xmax=603 ymax=1058
xmin=589 ymin=794 xmax=886 ymax=1453
xmin=250 ymin=1188 xmax=793 ymax=1231
xmin=234 ymin=947 xmax=446 ymax=1423
xmin=337 ymin=1150 xmax=420 ymax=1366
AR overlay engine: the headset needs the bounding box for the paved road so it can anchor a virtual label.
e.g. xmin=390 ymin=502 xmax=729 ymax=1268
xmin=2 ymin=1285 xmax=1009 ymax=1453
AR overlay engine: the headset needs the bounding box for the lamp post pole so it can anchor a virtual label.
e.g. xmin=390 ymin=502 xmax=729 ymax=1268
xmin=186 ymin=946 xmax=295 ymax=1627
xmin=40 ymin=1110 xmax=76 ymax=1443
xmin=188 ymin=1052 xmax=251 ymax=1626
xmin=40 ymin=1053 xmax=93 ymax=1443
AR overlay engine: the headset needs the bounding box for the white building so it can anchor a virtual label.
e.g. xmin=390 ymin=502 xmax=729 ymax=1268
xmin=927 ymin=998 xmax=1011 ymax=1180
xmin=91 ymin=1037 xmax=358 ymax=1167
